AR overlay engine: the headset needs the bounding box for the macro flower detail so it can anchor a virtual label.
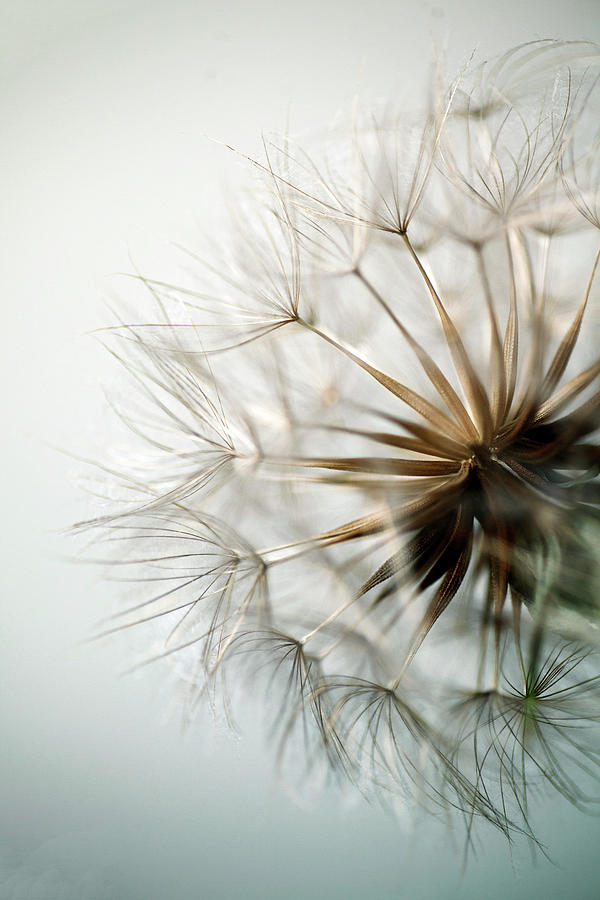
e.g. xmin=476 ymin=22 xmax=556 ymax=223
xmin=82 ymin=41 xmax=600 ymax=848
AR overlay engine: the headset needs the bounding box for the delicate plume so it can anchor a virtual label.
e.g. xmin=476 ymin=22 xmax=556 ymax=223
xmin=80 ymin=40 xmax=600 ymax=852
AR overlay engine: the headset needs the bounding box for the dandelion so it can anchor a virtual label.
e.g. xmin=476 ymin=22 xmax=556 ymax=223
xmin=80 ymin=40 xmax=600 ymax=849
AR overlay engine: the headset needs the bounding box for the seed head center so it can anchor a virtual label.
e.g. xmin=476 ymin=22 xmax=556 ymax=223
xmin=469 ymin=443 xmax=498 ymax=469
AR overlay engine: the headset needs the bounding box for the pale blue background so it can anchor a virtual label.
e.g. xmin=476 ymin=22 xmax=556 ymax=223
xmin=2 ymin=1 xmax=600 ymax=897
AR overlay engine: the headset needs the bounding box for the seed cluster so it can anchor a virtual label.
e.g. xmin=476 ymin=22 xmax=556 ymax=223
xmin=83 ymin=41 xmax=600 ymax=848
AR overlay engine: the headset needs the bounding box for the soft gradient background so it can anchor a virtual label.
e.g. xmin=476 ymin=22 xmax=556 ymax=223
xmin=2 ymin=2 xmax=600 ymax=898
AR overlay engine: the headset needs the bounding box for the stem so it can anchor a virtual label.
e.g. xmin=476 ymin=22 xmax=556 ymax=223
xmin=502 ymin=230 xmax=520 ymax=418
xmin=355 ymin=268 xmax=479 ymax=441
xmin=474 ymin=243 xmax=506 ymax=429
xmin=401 ymin=232 xmax=492 ymax=441
xmin=300 ymin=594 xmax=360 ymax=645
xmin=296 ymin=317 xmax=469 ymax=442
xmin=511 ymin=589 xmax=527 ymax=691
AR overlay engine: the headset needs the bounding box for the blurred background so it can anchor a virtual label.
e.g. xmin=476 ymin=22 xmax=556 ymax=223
xmin=2 ymin=1 xmax=600 ymax=897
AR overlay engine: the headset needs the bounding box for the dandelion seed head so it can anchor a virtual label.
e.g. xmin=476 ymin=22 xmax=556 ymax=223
xmin=81 ymin=39 xmax=600 ymax=851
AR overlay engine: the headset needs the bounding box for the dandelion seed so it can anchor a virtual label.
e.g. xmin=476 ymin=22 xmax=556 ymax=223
xmin=81 ymin=40 xmax=600 ymax=850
